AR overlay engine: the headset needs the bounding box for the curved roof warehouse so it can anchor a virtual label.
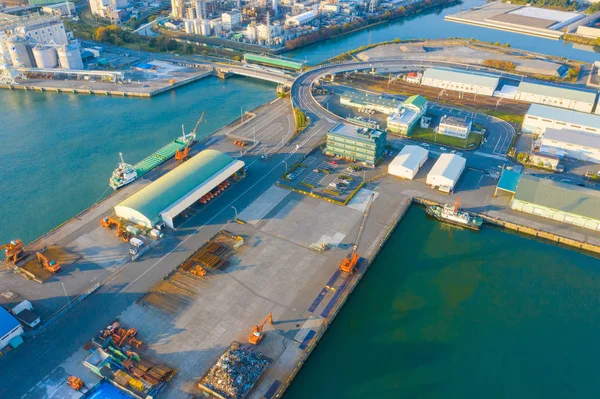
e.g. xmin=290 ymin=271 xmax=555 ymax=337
xmin=115 ymin=149 xmax=245 ymax=229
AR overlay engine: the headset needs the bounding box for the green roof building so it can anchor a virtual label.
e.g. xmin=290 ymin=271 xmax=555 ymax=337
xmin=243 ymin=54 xmax=304 ymax=71
xmin=510 ymin=174 xmax=600 ymax=231
xmin=115 ymin=150 xmax=245 ymax=228
xmin=325 ymin=124 xmax=386 ymax=166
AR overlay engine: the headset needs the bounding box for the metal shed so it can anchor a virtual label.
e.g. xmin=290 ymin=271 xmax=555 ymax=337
xmin=426 ymin=153 xmax=466 ymax=193
xmin=388 ymin=145 xmax=428 ymax=180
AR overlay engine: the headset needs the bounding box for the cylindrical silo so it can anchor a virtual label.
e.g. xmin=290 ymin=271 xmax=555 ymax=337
xmin=32 ymin=46 xmax=59 ymax=68
xmin=193 ymin=18 xmax=202 ymax=35
xmin=200 ymin=19 xmax=211 ymax=36
xmin=184 ymin=19 xmax=194 ymax=34
xmin=8 ymin=37 xmax=33 ymax=68
xmin=211 ymin=20 xmax=222 ymax=36
xmin=57 ymin=44 xmax=83 ymax=70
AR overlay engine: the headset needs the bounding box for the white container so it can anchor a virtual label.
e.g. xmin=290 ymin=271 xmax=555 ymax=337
xmin=130 ymin=237 xmax=144 ymax=247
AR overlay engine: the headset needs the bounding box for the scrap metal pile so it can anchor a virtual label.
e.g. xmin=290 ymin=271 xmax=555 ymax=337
xmin=199 ymin=342 xmax=271 ymax=399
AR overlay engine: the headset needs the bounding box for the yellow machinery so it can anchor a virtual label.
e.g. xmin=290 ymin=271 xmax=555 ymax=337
xmin=340 ymin=193 xmax=375 ymax=273
xmin=248 ymin=312 xmax=274 ymax=345
xmin=1 ymin=239 xmax=24 ymax=264
xmin=36 ymin=251 xmax=61 ymax=273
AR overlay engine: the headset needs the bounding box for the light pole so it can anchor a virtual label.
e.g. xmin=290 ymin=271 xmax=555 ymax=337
xmin=231 ymin=206 xmax=238 ymax=220
xmin=240 ymin=107 xmax=243 ymax=123
xmin=283 ymin=160 xmax=288 ymax=173
xmin=61 ymin=282 xmax=71 ymax=305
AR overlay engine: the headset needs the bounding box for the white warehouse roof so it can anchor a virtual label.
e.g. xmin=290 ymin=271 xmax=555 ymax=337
xmin=422 ymin=68 xmax=500 ymax=90
xmin=517 ymin=82 xmax=597 ymax=104
xmin=426 ymin=153 xmax=466 ymax=189
xmin=543 ymin=128 xmax=600 ymax=149
xmin=288 ymin=10 xmax=316 ymax=23
xmin=388 ymin=145 xmax=428 ymax=179
xmin=526 ymin=104 xmax=600 ymax=130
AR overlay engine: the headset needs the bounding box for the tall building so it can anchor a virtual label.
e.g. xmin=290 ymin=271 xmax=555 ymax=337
xmin=325 ymin=124 xmax=386 ymax=167
xmin=171 ymin=0 xmax=184 ymax=18
xmin=272 ymin=0 xmax=279 ymax=15
xmin=221 ymin=10 xmax=240 ymax=30
xmin=90 ymin=0 xmax=128 ymax=18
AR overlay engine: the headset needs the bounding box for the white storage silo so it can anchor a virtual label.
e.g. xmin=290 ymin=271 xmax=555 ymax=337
xmin=57 ymin=44 xmax=83 ymax=70
xmin=200 ymin=19 xmax=211 ymax=36
xmin=211 ymin=20 xmax=222 ymax=36
xmin=8 ymin=37 xmax=33 ymax=68
xmin=32 ymin=46 xmax=59 ymax=68
xmin=184 ymin=19 xmax=194 ymax=34
xmin=193 ymin=18 xmax=202 ymax=35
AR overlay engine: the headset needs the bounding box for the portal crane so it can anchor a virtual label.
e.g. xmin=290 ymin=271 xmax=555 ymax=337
xmin=248 ymin=312 xmax=274 ymax=345
xmin=176 ymin=111 xmax=205 ymax=161
xmin=340 ymin=193 xmax=375 ymax=273
xmin=1 ymin=239 xmax=24 ymax=264
xmin=36 ymin=251 xmax=61 ymax=273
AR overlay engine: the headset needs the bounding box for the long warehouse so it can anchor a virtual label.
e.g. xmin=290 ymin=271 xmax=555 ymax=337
xmin=514 ymin=82 xmax=597 ymax=114
xmin=420 ymin=67 xmax=500 ymax=96
xmin=521 ymin=104 xmax=600 ymax=136
xmin=115 ymin=149 xmax=245 ymax=229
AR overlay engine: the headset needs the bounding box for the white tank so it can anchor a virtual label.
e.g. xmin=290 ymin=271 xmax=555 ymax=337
xmin=8 ymin=38 xmax=33 ymax=68
xmin=200 ymin=19 xmax=211 ymax=36
xmin=57 ymin=44 xmax=83 ymax=70
xmin=211 ymin=20 xmax=222 ymax=36
xmin=184 ymin=19 xmax=194 ymax=34
xmin=32 ymin=46 xmax=59 ymax=68
xmin=193 ymin=19 xmax=202 ymax=35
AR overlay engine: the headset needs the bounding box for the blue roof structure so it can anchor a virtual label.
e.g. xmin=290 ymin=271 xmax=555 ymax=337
xmin=526 ymin=104 xmax=600 ymax=130
xmin=0 ymin=307 xmax=19 ymax=337
xmin=497 ymin=169 xmax=521 ymax=193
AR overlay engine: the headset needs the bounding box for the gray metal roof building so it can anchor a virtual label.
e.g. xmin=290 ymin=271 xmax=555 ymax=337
xmin=543 ymin=128 xmax=600 ymax=149
xmin=510 ymin=175 xmax=600 ymax=231
xmin=421 ymin=67 xmax=500 ymax=95
xmin=522 ymin=104 xmax=600 ymax=135
xmin=515 ymin=82 xmax=598 ymax=113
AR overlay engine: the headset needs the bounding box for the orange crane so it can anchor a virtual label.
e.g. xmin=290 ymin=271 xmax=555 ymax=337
xmin=100 ymin=217 xmax=132 ymax=242
xmin=37 ymin=251 xmax=61 ymax=273
xmin=340 ymin=193 xmax=375 ymax=274
xmin=1 ymin=239 xmax=24 ymax=264
xmin=176 ymin=111 xmax=205 ymax=162
xmin=248 ymin=312 xmax=274 ymax=345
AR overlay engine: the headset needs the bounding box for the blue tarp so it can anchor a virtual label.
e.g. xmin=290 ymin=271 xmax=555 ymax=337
xmin=0 ymin=307 xmax=20 ymax=337
xmin=497 ymin=169 xmax=522 ymax=193
xmin=81 ymin=380 xmax=136 ymax=399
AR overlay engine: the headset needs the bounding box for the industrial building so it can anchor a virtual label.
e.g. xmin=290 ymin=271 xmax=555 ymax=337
xmin=285 ymin=10 xmax=317 ymax=26
xmin=0 ymin=306 xmax=23 ymax=351
xmin=325 ymin=124 xmax=386 ymax=167
xmin=115 ymin=150 xmax=245 ymax=229
xmin=221 ymin=10 xmax=241 ymax=30
xmin=421 ymin=67 xmax=500 ymax=96
xmin=541 ymin=128 xmax=600 ymax=164
xmin=388 ymin=145 xmax=428 ymax=179
xmin=522 ymin=104 xmax=600 ymax=136
xmin=437 ymin=115 xmax=472 ymax=139
xmin=340 ymin=91 xmax=400 ymax=114
xmin=514 ymin=82 xmax=597 ymax=114
xmin=529 ymin=151 xmax=560 ymax=170
xmin=386 ymin=95 xmax=428 ymax=135
xmin=426 ymin=153 xmax=466 ymax=193
xmin=510 ymin=175 xmax=600 ymax=232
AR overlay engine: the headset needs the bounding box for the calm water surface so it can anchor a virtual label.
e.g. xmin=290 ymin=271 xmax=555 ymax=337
xmin=284 ymin=206 xmax=600 ymax=398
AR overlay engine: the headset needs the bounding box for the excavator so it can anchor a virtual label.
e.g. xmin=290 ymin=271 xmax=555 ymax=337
xmin=1 ymin=239 xmax=24 ymax=264
xmin=176 ymin=111 xmax=205 ymax=162
xmin=248 ymin=313 xmax=274 ymax=345
xmin=340 ymin=193 xmax=375 ymax=274
xmin=37 ymin=251 xmax=61 ymax=273
xmin=100 ymin=217 xmax=132 ymax=242
xmin=67 ymin=376 xmax=85 ymax=391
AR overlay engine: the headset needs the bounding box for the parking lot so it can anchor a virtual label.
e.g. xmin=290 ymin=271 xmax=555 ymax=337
xmin=279 ymin=149 xmax=394 ymax=204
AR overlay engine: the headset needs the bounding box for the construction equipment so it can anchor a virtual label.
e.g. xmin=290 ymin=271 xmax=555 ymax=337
xmin=176 ymin=111 xmax=204 ymax=162
xmin=340 ymin=193 xmax=375 ymax=274
xmin=248 ymin=312 xmax=274 ymax=345
xmin=1 ymin=239 xmax=24 ymax=264
xmin=67 ymin=376 xmax=84 ymax=391
xmin=233 ymin=140 xmax=248 ymax=147
xmin=101 ymin=217 xmax=132 ymax=242
xmin=36 ymin=251 xmax=61 ymax=273
xmin=191 ymin=265 xmax=207 ymax=277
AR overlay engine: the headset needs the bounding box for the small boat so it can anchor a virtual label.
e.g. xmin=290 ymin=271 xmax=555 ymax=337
xmin=109 ymin=153 xmax=137 ymax=190
xmin=426 ymin=197 xmax=483 ymax=230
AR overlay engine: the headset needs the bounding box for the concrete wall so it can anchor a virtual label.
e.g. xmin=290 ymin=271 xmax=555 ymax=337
xmin=510 ymin=199 xmax=600 ymax=231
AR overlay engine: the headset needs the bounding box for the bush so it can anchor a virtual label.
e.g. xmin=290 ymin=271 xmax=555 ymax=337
xmin=483 ymin=59 xmax=516 ymax=71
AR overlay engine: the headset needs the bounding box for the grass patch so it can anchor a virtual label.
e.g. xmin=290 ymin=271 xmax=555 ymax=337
xmin=484 ymin=110 xmax=524 ymax=126
xmin=408 ymin=127 xmax=482 ymax=149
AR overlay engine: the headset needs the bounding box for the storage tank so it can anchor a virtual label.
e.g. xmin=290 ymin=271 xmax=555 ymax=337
xmin=184 ymin=19 xmax=194 ymax=34
xmin=57 ymin=44 xmax=83 ymax=70
xmin=7 ymin=37 xmax=33 ymax=68
xmin=200 ymin=19 xmax=211 ymax=36
xmin=211 ymin=20 xmax=222 ymax=37
xmin=32 ymin=46 xmax=59 ymax=68
xmin=193 ymin=19 xmax=202 ymax=35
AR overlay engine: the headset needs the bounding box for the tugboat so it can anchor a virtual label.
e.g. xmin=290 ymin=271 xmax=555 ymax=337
xmin=109 ymin=153 xmax=137 ymax=190
xmin=426 ymin=197 xmax=483 ymax=230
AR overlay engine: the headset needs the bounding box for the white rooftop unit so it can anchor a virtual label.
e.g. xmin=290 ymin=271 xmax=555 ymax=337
xmin=426 ymin=153 xmax=466 ymax=193
xmin=388 ymin=145 xmax=428 ymax=180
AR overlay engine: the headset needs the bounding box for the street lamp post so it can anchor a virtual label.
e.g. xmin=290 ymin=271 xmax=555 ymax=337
xmin=61 ymin=282 xmax=71 ymax=305
xmin=231 ymin=206 xmax=238 ymax=220
xmin=283 ymin=160 xmax=288 ymax=173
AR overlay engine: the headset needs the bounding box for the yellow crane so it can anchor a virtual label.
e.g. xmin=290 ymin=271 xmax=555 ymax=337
xmin=340 ymin=193 xmax=375 ymax=273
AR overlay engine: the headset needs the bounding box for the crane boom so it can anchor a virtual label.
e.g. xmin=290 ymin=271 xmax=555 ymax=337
xmin=340 ymin=193 xmax=375 ymax=273
xmin=191 ymin=111 xmax=205 ymax=137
